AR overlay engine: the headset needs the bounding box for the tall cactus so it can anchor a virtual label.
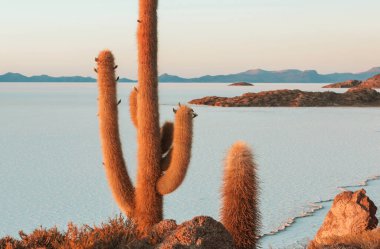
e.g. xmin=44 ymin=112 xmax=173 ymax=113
xmin=97 ymin=0 xmax=260 ymax=246
xmin=96 ymin=0 xmax=196 ymax=235
xmin=221 ymin=142 xmax=261 ymax=249
xmin=96 ymin=51 xmax=196 ymax=235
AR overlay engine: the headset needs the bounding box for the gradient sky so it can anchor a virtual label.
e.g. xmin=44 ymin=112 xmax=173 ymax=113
xmin=1 ymin=0 xmax=380 ymax=79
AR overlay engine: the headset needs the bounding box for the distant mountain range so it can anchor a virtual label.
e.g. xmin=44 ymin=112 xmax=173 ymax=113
xmin=1 ymin=67 xmax=380 ymax=83
xmin=0 ymin=73 xmax=134 ymax=83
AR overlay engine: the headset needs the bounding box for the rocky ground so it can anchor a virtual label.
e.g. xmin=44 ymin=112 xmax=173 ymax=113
xmin=1 ymin=190 xmax=379 ymax=248
xmin=189 ymin=88 xmax=380 ymax=107
xmin=0 ymin=216 xmax=233 ymax=249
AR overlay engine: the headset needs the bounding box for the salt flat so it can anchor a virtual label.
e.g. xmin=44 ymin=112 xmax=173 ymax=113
xmin=0 ymin=83 xmax=379 ymax=248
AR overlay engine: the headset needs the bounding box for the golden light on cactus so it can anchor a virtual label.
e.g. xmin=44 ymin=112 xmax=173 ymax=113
xmin=221 ymin=142 xmax=261 ymax=249
xmin=96 ymin=50 xmax=135 ymax=218
xmin=157 ymin=106 xmax=194 ymax=195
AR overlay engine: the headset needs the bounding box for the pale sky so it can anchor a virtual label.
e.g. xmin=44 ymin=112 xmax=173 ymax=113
xmin=1 ymin=0 xmax=380 ymax=79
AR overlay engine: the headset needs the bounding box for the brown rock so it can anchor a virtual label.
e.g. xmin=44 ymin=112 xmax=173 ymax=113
xmin=127 ymin=216 xmax=234 ymax=249
xmin=313 ymin=189 xmax=378 ymax=246
xmin=149 ymin=220 xmax=178 ymax=245
xmin=158 ymin=216 xmax=234 ymax=249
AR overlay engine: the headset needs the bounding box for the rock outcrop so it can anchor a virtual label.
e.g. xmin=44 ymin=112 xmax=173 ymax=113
xmin=128 ymin=216 xmax=235 ymax=249
xmin=189 ymin=88 xmax=380 ymax=107
xmin=312 ymin=189 xmax=378 ymax=246
xmin=323 ymin=80 xmax=362 ymax=88
xmin=228 ymin=82 xmax=254 ymax=86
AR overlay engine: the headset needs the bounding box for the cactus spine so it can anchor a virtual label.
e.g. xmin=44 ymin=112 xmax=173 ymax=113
xmin=96 ymin=0 xmax=196 ymax=237
xmin=221 ymin=142 xmax=261 ymax=249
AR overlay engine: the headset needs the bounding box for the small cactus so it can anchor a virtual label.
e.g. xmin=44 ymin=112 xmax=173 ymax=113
xmin=221 ymin=142 xmax=261 ymax=249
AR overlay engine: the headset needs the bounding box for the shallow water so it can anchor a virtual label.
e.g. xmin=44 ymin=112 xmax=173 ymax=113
xmin=0 ymin=83 xmax=379 ymax=248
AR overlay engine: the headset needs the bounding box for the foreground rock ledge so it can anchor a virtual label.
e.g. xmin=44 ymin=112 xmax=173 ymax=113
xmin=189 ymin=88 xmax=380 ymax=107
xmin=129 ymin=216 xmax=235 ymax=248
xmin=311 ymin=189 xmax=378 ymax=247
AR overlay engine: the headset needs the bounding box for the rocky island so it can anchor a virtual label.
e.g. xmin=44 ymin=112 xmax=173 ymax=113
xmin=359 ymin=74 xmax=380 ymax=88
xmin=228 ymin=82 xmax=254 ymax=86
xmin=323 ymin=79 xmax=362 ymax=88
xmin=323 ymin=74 xmax=380 ymax=89
xmin=189 ymin=88 xmax=380 ymax=107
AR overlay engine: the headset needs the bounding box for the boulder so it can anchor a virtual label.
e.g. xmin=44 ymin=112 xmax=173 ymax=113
xmin=313 ymin=189 xmax=378 ymax=245
xmin=128 ymin=216 xmax=234 ymax=249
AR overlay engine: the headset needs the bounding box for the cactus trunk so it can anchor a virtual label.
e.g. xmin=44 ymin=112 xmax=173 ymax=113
xmin=135 ymin=0 xmax=163 ymax=234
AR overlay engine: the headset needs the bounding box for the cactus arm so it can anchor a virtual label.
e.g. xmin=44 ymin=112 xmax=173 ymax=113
xmin=97 ymin=50 xmax=135 ymax=218
xmin=129 ymin=87 xmax=138 ymax=128
xmin=156 ymin=106 xmax=194 ymax=195
xmin=220 ymin=142 xmax=260 ymax=249
xmin=135 ymin=0 xmax=163 ymax=234
xmin=160 ymin=121 xmax=174 ymax=155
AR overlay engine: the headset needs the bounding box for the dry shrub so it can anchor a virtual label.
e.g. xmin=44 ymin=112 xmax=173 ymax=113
xmin=18 ymin=226 xmax=64 ymax=249
xmin=0 ymin=216 xmax=136 ymax=249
